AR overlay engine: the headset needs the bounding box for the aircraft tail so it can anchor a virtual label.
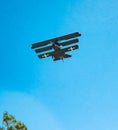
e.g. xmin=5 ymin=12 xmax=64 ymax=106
xmin=63 ymin=54 xmax=72 ymax=58
xmin=53 ymin=54 xmax=72 ymax=61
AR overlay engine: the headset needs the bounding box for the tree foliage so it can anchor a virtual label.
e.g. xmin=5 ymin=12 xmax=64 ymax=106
xmin=0 ymin=112 xmax=27 ymax=130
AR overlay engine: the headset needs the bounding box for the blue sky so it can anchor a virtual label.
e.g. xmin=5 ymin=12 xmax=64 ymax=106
xmin=0 ymin=0 xmax=118 ymax=130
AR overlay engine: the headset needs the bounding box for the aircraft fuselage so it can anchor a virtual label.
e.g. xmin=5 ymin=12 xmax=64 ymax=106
xmin=52 ymin=42 xmax=71 ymax=61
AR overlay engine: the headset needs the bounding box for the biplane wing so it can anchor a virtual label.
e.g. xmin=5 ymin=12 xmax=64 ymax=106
xmin=35 ymin=38 xmax=79 ymax=54
xmin=31 ymin=32 xmax=81 ymax=61
xmin=31 ymin=32 xmax=81 ymax=49
xmin=61 ymin=45 xmax=79 ymax=53
xmin=60 ymin=39 xmax=78 ymax=46
xmin=38 ymin=45 xmax=79 ymax=59
xmin=35 ymin=45 xmax=53 ymax=53
xmin=38 ymin=51 xmax=55 ymax=58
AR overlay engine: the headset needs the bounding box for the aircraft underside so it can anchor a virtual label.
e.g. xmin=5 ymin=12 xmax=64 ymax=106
xmin=31 ymin=32 xmax=81 ymax=61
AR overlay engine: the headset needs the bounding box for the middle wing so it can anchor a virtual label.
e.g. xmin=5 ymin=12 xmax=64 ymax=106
xmin=35 ymin=45 xmax=53 ymax=53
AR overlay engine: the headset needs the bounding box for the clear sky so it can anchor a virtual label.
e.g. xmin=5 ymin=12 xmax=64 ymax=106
xmin=0 ymin=0 xmax=118 ymax=130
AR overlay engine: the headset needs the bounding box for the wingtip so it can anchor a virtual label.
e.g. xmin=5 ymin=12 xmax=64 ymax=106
xmin=78 ymin=33 xmax=82 ymax=36
xmin=31 ymin=45 xmax=34 ymax=49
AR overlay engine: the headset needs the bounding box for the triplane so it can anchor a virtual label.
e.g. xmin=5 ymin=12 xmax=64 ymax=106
xmin=31 ymin=32 xmax=81 ymax=61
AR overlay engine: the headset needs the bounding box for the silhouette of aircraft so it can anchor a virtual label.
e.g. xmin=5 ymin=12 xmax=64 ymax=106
xmin=31 ymin=32 xmax=81 ymax=61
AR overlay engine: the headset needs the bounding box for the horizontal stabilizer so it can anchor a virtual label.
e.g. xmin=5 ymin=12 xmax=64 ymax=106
xmin=63 ymin=54 xmax=72 ymax=58
xmin=31 ymin=32 xmax=81 ymax=49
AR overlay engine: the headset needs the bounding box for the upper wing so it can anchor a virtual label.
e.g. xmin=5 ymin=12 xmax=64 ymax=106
xmin=31 ymin=32 xmax=81 ymax=49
